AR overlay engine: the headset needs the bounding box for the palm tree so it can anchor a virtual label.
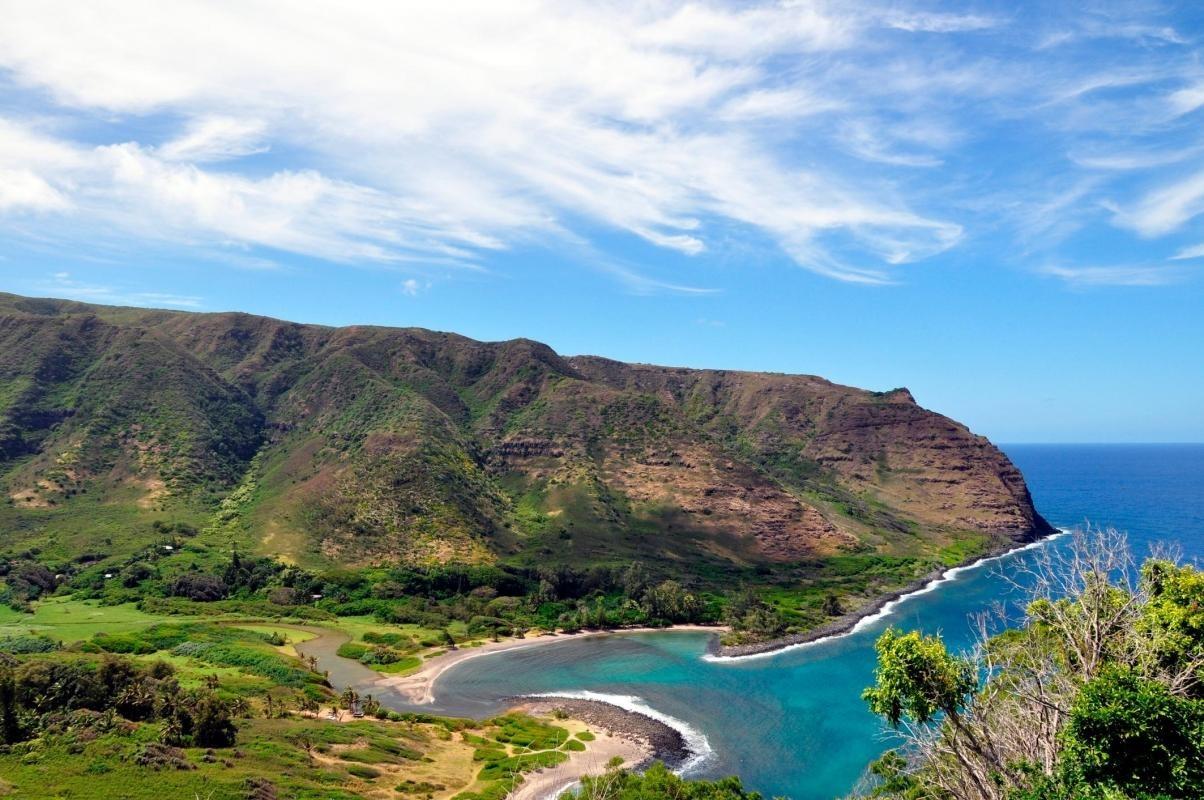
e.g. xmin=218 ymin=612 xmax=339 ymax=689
xmin=229 ymin=696 xmax=250 ymax=718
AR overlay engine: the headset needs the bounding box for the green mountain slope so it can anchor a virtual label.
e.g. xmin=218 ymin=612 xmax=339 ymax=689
xmin=0 ymin=292 xmax=1051 ymax=576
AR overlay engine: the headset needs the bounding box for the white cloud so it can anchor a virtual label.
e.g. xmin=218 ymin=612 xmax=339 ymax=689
xmin=1038 ymin=264 xmax=1184 ymax=287
xmin=1070 ymin=144 xmax=1203 ymax=171
xmin=0 ymin=1 xmax=1197 ymax=291
xmin=1167 ymin=82 xmax=1204 ymax=117
xmin=1113 ymin=169 xmax=1204 ymax=237
xmin=37 ymin=271 xmax=202 ymax=307
xmin=0 ymin=168 xmax=69 ymax=211
xmin=0 ymin=1 xmax=971 ymax=284
xmin=841 ymin=121 xmax=944 ymax=168
xmin=1171 ymin=243 xmax=1204 ymax=260
xmin=881 ymin=11 xmax=1001 ymax=33
xmin=158 ymin=117 xmax=268 ymax=162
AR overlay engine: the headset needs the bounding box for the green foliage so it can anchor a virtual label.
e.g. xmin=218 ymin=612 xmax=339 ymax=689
xmin=1139 ymin=559 xmax=1204 ymax=679
xmin=488 ymin=713 xmax=569 ymax=750
xmin=863 ymin=751 xmax=922 ymax=799
xmin=0 ymin=633 xmax=59 ymax=654
xmin=1057 ymin=667 xmax=1204 ymax=798
xmin=568 ymin=762 xmax=763 ymax=800
xmin=860 ymin=539 xmax=1204 ymax=800
xmin=862 ymin=628 xmax=976 ymax=727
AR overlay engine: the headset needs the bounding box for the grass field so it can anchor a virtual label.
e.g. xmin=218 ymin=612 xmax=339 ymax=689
xmin=0 ymin=595 xmax=201 ymax=642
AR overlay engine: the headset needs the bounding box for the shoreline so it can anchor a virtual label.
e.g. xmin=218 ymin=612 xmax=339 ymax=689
xmin=507 ymin=696 xmax=700 ymax=800
xmin=373 ymin=624 xmax=727 ymax=705
xmin=709 ymin=526 xmax=1069 ymax=660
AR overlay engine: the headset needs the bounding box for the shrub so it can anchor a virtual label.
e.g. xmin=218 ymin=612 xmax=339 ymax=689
xmin=0 ymin=634 xmax=59 ymax=654
xmin=166 ymin=573 xmax=228 ymax=602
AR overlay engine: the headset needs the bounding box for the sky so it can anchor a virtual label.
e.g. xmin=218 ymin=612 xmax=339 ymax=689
xmin=0 ymin=1 xmax=1202 ymax=443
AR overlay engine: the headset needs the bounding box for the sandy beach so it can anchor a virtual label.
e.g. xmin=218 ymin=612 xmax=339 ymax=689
xmin=506 ymin=697 xmax=691 ymax=800
xmin=375 ymin=625 xmax=726 ymax=705
xmin=507 ymin=728 xmax=646 ymax=800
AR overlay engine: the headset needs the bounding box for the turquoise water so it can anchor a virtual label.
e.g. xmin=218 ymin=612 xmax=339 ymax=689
xmin=431 ymin=444 xmax=1204 ymax=799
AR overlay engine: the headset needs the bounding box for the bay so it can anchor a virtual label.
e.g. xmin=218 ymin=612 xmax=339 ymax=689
xmin=429 ymin=444 xmax=1204 ymax=799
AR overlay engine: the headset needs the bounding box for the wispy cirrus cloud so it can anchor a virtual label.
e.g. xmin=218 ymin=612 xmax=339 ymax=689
xmin=1113 ymin=169 xmax=1204 ymax=237
xmin=36 ymin=271 xmax=202 ymax=307
xmin=0 ymin=1 xmax=1200 ymax=292
xmin=1171 ymin=243 xmax=1204 ymax=261
xmin=1038 ymin=263 xmax=1187 ymax=287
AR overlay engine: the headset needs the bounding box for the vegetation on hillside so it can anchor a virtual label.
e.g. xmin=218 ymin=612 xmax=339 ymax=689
xmin=0 ymin=596 xmax=615 ymax=799
xmin=0 ymin=292 xmax=1050 ymax=647
xmin=854 ymin=528 xmax=1204 ymax=800
xmin=3 ymin=522 xmax=958 ymax=647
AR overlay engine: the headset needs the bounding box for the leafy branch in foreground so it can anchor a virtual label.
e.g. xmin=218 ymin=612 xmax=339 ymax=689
xmin=854 ymin=527 xmax=1204 ymax=800
xmin=564 ymin=761 xmax=768 ymax=800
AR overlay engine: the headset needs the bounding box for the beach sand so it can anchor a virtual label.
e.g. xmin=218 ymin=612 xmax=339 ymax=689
xmin=506 ymin=729 xmax=647 ymax=800
xmin=506 ymin=697 xmax=691 ymax=800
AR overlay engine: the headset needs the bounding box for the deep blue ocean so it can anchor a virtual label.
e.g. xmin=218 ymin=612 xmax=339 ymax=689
xmin=434 ymin=445 xmax=1204 ymax=799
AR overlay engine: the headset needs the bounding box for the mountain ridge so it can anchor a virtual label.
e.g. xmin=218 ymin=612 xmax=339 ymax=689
xmin=0 ymin=291 xmax=1051 ymax=581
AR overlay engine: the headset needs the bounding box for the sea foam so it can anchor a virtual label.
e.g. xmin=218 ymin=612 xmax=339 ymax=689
xmin=702 ymin=528 xmax=1071 ymax=664
xmin=525 ymin=690 xmax=714 ymax=774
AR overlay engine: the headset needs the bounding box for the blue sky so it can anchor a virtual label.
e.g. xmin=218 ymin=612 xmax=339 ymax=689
xmin=0 ymin=2 xmax=1202 ymax=443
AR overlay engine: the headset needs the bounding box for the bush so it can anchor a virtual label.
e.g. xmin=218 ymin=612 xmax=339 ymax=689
xmin=92 ymin=633 xmax=157 ymax=655
xmin=362 ymin=631 xmax=411 ymax=647
xmin=336 ymin=642 xmax=369 ymax=660
xmin=166 ymin=573 xmax=228 ymax=602
xmin=0 ymin=634 xmax=59 ymax=654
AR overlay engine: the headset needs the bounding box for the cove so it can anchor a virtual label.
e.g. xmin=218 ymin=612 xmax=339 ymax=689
xmin=314 ymin=445 xmax=1204 ymax=800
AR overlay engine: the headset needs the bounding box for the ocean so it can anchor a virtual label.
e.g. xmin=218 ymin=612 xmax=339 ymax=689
xmin=433 ymin=444 xmax=1204 ymax=799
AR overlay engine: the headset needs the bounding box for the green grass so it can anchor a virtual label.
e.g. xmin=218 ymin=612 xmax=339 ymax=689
xmin=0 ymin=715 xmax=450 ymax=800
xmin=0 ymin=596 xmax=198 ymax=642
xmin=372 ymin=655 xmax=422 ymax=674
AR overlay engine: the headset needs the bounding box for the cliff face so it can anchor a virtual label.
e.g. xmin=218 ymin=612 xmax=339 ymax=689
xmin=0 ymin=292 xmax=1050 ymax=570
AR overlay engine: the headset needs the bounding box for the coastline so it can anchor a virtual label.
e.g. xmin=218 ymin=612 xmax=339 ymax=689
xmin=710 ymin=527 xmax=1068 ymax=660
xmin=373 ymin=624 xmax=727 ymax=705
xmin=507 ymin=697 xmax=688 ymax=800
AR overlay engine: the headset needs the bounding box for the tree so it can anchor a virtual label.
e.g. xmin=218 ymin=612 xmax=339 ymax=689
xmin=863 ymin=629 xmax=976 ymax=728
xmin=862 ymin=628 xmax=1001 ymax=798
xmin=166 ymin=573 xmax=229 ymax=602
xmin=192 ymin=693 xmax=237 ymax=748
xmin=1058 ymin=666 xmax=1204 ymax=798
xmin=1138 ymin=559 xmax=1204 ymax=693
xmin=853 ymin=528 xmax=1204 ymax=800
xmin=642 ymin=580 xmax=704 ymax=623
xmin=0 ymin=668 xmax=22 ymax=745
